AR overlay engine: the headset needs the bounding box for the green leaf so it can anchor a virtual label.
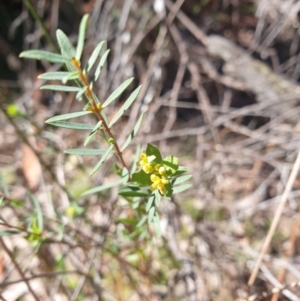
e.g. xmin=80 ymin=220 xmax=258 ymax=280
xmin=172 ymin=184 xmax=192 ymax=194
xmin=132 ymin=170 xmax=152 ymax=186
xmin=162 ymin=156 xmax=178 ymax=175
xmin=121 ymin=168 xmax=129 ymax=184
xmin=145 ymin=144 xmax=162 ymax=164
xmin=19 ymin=50 xmax=69 ymax=64
xmin=86 ymin=41 xmax=106 ymax=72
xmin=76 ymin=14 xmax=89 ymax=60
xmin=117 ymin=218 xmax=138 ymax=227
xmin=0 ymin=230 xmax=21 ymax=237
xmin=82 ymin=180 xmax=122 ymax=196
xmin=103 ymin=77 xmax=134 ymax=108
xmin=76 ymin=87 xmax=87 ymax=100
xmin=131 ymin=144 xmax=141 ymax=174
xmin=165 ymin=183 xmax=173 ymax=198
xmin=136 ymin=216 xmax=147 ymax=228
xmin=109 ymin=86 xmax=142 ymax=127
xmin=62 ymin=71 xmax=80 ymax=84
xmin=38 ymin=71 xmax=79 ymax=81
xmin=84 ymin=121 xmax=102 ymax=146
xmin=132 ymin=197 xmax=141 ymax=209
xmin=172 ymin=175 xmax=192 ymax=185
xmin=118 ymin=186 xmax=150 ymax=197
xmin=148 ymin=207 xmax=155 ymax=223
xmin=64 ymin=149 xmax=108 ymax=156
xmin=94 ymin=49 xmax=110 ymax=81
xmin=41 ymin=85 xmax=82 ymax=92
xmin=154 ymin=190 xmax=161 ymax=207
xmin=146 ymin=194 xmax=155 ymax=212
xmin=28 ymin=193 xmax=43 ymax=232
xmin=46 ymin=111 xmax=91 ymax=123
xmin=90 ymin=144 xmax=114 ymax=176
xmin=11 ymin=199 xmax=23 ymax=207
xmin=173 ymin=166 xmax=188 ymax=177
xmin=47 ymin=121 xmax=95 ymax=130
xmin=153 ymin=213 xmax=161 ymax=236
xmin=121 ymin=114 xmax=144 ymax=151
xmin=56 ymin=29 xmax=76 ymax=59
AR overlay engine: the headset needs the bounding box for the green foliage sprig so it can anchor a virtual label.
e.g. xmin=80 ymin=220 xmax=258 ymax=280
xmin=19 ymin=14 xmax=191 ymax=236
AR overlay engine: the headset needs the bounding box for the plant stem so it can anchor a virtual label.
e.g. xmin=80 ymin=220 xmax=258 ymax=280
xmin=23 ymin=0 xmax=59 ymax=52
xmin=72 ymin=59 xmax=130 ymax=174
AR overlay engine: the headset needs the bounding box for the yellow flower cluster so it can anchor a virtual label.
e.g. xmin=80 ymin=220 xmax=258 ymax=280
xmin=137 ymin=153 xmax=169 ymax=195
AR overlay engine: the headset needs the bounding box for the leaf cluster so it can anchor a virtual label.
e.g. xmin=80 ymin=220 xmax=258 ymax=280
xmin=18 ymin=14 xmax=191 ymax=236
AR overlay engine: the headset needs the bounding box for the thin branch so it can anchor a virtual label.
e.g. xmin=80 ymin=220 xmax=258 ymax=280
xmin=248 ymin=149 xmax=300 ymax=285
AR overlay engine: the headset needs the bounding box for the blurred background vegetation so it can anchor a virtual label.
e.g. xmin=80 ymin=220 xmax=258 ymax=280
xmin=2 ymin=0 xmax=300 ymax=300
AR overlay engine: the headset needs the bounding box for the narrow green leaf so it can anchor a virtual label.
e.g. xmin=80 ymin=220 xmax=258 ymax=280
xmin=94 ymin=49 xmax=110 ymax=81
xmin=19 ymin=50 xmax=69 ymax=64
xmin=0 ymin=230 xmax=21 ymax=237
xmin=56 ymin=29 xmax=76 ymax=59
xmin=64 ymin=149 xmax=108 ymax=156
xmin=121 ymin=114 xmax=144 ymax=151
xmin=82 ymin=180 xmax=122 ymax=196
xmin=86 ymin=41 xmax=105 ymax=72
xmin=103 ymin=78 xmax=134 ymax=108
xmin=153 ymin=213 xmax=161 ymax=236
xmin=76 ymin=87 xmax=87 ymax=100
xmin=154 ymin=190 xmax=161 ymax=207
xmin=28 ymin=193 xmax=43 ymax=232
xmin=46 ymin=111 xmax=91 ymax=123
xmin=172 ymin=175 xmax=192 ymax=185
xmin=11 ymin=199 xmax=23 ymax=207
xmin=84 ymin=130 xmax=98 ymax=145
xmin=132 ymin=197 xmax=141 ymax=209
xmin=84 ymin=121 xmax=102 ymax=146
xmin=62 ymin=71 xmax=80 ymax=84
xmin=109 ymin=86 xmax=142 ymax=127
xmin=172 ymin=184 xmax=192 ymax=194
xmin=116 ymin=218 xmax=137 ymax=225
xmin=131 ymin=144 xmax=141 ymax=175
xmin=173 ymin=166 xmax=188 ymax=177
xmin=118 ymin=186 xmax=150 ymax=197
xmin=148 ymin=207 xmax=155 ymax=223
xmin=146 ymin=194 xmax=155 ymax=212
xmin=48 ymin=121 xmax=95 ymax=130
xmin=121 ymin=168 xmax=129 ymax=184
xmin=41 ymin=85 xmax=81 ymax=92
xmin=38 ymin=71 xmax=79 ymax=81
xmin=76 ymin=14 xmax=89 ymax=60
xmin=90 ymin=145 xmax=114 ymax=176
xmin=136 ymin=216 xmax=147 ymax=228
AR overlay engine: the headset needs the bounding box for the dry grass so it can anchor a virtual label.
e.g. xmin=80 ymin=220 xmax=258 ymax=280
xmin=1 ymin=0 xmax=300 ymax=300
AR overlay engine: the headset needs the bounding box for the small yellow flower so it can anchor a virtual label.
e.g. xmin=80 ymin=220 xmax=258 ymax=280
xmin=143 ymin=164 xmax=153 ymax=174
xmin=150 ymin=174 xmax=168 ymax=195
xmin=137 ymin=152 xmax=169 ymax=195
xmin=140 ymin=153 xmax=147 ymax=160
xmin=154 ymin=164 xmax=161 ymax=171
xmin=138 ymin=153 xmax=155 ymax=174
xmin=161 ymin=176 xmax=169 ymax=184
xmin=158 ymin=166 xmax=166 ymax=176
